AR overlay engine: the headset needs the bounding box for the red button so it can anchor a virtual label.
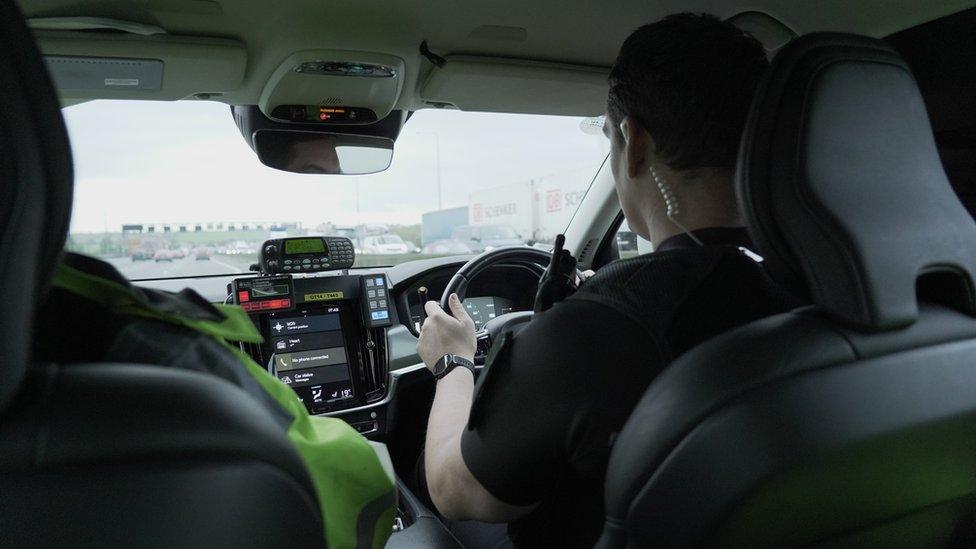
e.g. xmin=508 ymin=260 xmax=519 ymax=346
xmin=268 ymin=298 xmax=291 ymax=310
xmin=238 ymin=290 xmax=250 ymax=302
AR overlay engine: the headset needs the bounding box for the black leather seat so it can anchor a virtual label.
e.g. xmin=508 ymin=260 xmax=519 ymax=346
xmin=598 ymin=33 xmax=976 ymax=547
xmin=0 ymin=2 xmax=325 ymax=546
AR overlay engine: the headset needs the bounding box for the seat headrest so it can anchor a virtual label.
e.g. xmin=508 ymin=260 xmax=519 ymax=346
xmin=0 ymin=0 xmax=74 ymax=410
xmin=737 ymin=33 xmax=976 ymax=331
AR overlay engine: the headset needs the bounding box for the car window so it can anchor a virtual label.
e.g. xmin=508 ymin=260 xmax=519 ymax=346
xmin=611 ymin=218 xmax=653 ymax=259
xmin=63 ymin=100 xmax=609 ymax=279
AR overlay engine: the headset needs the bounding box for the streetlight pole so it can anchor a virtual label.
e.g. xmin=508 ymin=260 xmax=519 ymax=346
xmin=416 ymin=132 xmax=442 ymax=210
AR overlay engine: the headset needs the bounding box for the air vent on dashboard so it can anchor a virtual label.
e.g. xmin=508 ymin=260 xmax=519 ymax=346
xmin=320 ymin=97 xmax=342 ymax=105
xmin=360 ymin=328 xmax=389 ymax=403
xmin=240 ymin=341 xmax=265 ymax=371
xmin=577 ymin=238 xmax=596 ymax=262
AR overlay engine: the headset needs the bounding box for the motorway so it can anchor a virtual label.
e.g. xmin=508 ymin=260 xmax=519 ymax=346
xmin=108 ymin=254 xmax=257 ymax=281
xmin=106 ymin=252 xmax=458 ymax=301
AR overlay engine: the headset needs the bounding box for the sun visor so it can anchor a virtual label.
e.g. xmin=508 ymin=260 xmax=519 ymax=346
xmin=420 ymin=56 xmax=609 ymax=116
xmin=258 ymin=50 xmax=405 ymax=123
xmin=33 ymin=30 xmax=246 ymax=103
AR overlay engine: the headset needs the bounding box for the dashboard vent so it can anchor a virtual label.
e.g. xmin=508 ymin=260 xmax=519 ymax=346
xmin=240 ymin=341 xmax=265 ymax=370
xmin=360 ymin=328 xmax=389 ymax=403
xmin=577 ymin=238 xmax=596 ymax=262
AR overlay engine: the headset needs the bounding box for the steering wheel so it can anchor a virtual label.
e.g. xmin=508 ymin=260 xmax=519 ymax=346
xmin=438 ymin=245 xmax=583 ymax=364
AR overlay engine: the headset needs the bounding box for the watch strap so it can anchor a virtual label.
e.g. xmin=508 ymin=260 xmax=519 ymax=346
xmin=433 ymin=354 xmax=475 ymax=379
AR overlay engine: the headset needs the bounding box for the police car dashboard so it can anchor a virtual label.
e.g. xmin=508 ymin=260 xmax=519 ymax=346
xmin=156 ymin=236 xmax=543 ymax=438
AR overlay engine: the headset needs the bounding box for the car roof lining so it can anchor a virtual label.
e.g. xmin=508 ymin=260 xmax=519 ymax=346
xmin=17 ymin=0 xmax=976 ymax=115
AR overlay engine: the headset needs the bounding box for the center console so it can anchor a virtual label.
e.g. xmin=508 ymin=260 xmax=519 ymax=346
xmin=267 ymin=305 xmax=358 ymax=412
xmin=230 ymin=237 xmax=399 ymax=434
xmin=229 ymin=237 xmax=461 ymax=546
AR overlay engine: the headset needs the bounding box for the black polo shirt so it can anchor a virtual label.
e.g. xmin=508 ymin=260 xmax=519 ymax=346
xmin=459 ymin=228 xmax=800 ymax=548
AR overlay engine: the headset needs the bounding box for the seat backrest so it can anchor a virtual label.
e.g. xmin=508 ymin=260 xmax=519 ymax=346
xmin=0 ymin=2 xmax=325 ymax=545
xmin=599 ymin=33 xmax=976 ymax=547
xmin=0 ymin=0 xmax=73 ymax=412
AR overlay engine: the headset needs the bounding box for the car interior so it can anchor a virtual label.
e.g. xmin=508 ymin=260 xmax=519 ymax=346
xmin=5 ymin=0 xmax=976 ymax=547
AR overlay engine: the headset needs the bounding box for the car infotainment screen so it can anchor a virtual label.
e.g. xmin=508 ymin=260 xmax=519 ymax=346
xmin=269 ymin=306 xmax=354 ymax=412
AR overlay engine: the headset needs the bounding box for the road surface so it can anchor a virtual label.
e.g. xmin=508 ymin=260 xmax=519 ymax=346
xmin=109 ymin=254 xmax=257 ymax=280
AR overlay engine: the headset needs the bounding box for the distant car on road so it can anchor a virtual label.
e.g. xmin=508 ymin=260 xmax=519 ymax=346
xmin=131 ymin=249 xmax=151 ymax=261
xmin=224 ymin=241 xmax=256 ymax=255
xmin=361 ymin=234 xmax=410 ymax=254
xmin=422 ymin=239 xmax=473 ymax=255
xmin=153 ymin=249 xmax=173 ymax=262
xmin=194 ymin=249 xmax=212 ymax=260
xmin=451 ymin=224 xmax=523 ymax=253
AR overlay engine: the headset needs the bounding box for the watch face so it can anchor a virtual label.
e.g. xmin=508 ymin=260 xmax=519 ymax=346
xmin=433 ymin=355 xmax=451 ymax=377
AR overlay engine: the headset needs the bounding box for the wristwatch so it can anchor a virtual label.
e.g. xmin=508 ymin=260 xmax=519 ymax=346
xmin=431 ymin=354 xmax=476 ymax=380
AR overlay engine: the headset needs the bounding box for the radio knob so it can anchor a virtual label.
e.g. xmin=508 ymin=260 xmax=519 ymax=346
xmin=264 ymin=244 xmax=278 ymax=256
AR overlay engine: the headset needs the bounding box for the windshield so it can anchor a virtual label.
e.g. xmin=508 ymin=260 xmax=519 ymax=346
xmin=480 ymin=225 xmax=520 ymax=240
xmin=63 ymin=100 xmax=608 ymax=280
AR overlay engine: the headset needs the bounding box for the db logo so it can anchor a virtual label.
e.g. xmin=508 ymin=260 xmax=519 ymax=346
xmin=546 ymin=189 xmax=562 ymax=213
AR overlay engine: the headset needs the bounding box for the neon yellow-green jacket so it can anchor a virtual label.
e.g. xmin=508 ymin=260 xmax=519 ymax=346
xmin=53 ymin=260 xmax=396 ymax=548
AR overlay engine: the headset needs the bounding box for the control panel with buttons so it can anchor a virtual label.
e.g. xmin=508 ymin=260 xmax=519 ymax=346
xmin=258 ymin=236 xmax=355 ymax=275
xmin=362 ymin=275 xmax=393 ymax=327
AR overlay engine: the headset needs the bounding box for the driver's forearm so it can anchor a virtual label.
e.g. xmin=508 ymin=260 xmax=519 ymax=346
xmin=424 ymin=367 xmax=475 ymax=518
xmin=424 ymin=368 xmax=531 ymax=522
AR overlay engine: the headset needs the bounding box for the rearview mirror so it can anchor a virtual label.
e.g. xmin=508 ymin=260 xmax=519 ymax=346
xmin=254 ymin=130 xmax=393 ymax=175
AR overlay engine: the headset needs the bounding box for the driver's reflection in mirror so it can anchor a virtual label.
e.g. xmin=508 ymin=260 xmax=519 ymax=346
xmin=266 ymin=134 xmax=343 ymax=174
xmin=286 ymin=135 xmax=342 ymax=174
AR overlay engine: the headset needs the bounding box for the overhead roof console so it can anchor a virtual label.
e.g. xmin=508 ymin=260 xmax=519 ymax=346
xmin=258 ymin=49 xmax=405 ymax=123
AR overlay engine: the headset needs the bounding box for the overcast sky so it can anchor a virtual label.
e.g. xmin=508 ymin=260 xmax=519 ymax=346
xmin=63 ymin=100 xmax=609 ymax=234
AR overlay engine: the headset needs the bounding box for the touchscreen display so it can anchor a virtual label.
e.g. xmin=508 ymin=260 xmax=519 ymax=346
xmin=270 ymin=306 xmax=354 ymax=412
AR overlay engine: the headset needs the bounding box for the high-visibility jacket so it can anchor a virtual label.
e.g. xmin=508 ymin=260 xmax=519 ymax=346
xmin=51 ymin=255 xmax=395 ymax=548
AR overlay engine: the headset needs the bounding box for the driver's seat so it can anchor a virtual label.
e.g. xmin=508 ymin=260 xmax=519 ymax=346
xmin=0 ymin=2 xmax=324 ymax=545
xmin=598 ymin=33 xmax=976 ymax=547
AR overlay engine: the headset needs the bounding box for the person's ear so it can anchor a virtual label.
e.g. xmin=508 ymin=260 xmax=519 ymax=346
xmin=619 ymin=116 xmax=649 ymax=179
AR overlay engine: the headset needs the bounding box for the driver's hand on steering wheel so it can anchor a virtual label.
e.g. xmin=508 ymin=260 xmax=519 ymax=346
xmin=417 ymin=293 xmax=477 ymax=371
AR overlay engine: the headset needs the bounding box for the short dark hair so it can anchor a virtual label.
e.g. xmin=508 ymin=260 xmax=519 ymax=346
xmin=607 ymin=13 xmax=768 ymax=170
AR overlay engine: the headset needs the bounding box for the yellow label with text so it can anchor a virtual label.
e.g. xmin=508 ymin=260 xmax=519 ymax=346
xmin=304 ymin=291 xmax=344 ymax=302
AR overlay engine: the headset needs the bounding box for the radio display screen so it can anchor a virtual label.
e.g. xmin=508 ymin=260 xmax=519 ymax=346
xmin=270 ymin=306 xmax=354 ymax=412
xmin=284 ymin=238 xmax=326 ymax=255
